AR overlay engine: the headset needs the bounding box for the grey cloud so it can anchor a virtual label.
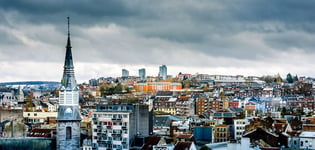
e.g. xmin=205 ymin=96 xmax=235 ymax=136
xmin=264 ymin=32 xmax=315 ymax=52
xmin=0 ymin=0 xmax=315 ymax=64
xmin=0 ymin=29 xmax=22 ymax=45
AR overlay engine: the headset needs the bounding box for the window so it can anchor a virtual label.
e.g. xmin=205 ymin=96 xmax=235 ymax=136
xmin=66 ymin=127 xmax=72 ymax=139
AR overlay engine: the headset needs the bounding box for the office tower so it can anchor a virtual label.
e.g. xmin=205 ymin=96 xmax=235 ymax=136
xmin=122 ymin=69 xmax=129 ymax=78
xmin=158 ymin=65 xmax=167 ymax=80
xmin=139 ymin=68 xmax=146 ymax=81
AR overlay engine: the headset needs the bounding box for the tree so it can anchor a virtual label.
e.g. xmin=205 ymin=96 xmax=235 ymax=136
xmin=293 ymin=75 xmax=298 ymax=82
xmin=286 ymin=73 xmax=294 ymax=83
xmin=259 ymin=75 xmax=275 ymax=84
xmin=114 ymin=83 xmax=123 ymax=93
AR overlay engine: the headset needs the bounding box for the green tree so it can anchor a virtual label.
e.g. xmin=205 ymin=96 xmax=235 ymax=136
xmin=293 ymin=75 xmax=298 ymax=82
xmin=114 ymin=83 xmax=123 ymax=93
xmin=259 ymin=75 xmax=275 ymax=84
xmin=286 ymin=73 xmax=294 ymax=83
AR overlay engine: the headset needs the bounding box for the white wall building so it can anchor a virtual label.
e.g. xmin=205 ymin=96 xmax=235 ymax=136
xmin=299 ymin=131 xmax=315 ymax=149
xmin=92 ymin=104 xmax=151 ymax=150
xmin=234 ymin=119 xmax=248 ymax=140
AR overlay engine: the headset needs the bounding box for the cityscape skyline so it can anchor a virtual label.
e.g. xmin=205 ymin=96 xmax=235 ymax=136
xmin=1 ymin=1 xmax=315 ymax=83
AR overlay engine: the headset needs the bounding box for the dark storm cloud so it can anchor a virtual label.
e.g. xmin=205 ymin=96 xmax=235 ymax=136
xmin=1 ymin=0 xmax=315 ymax=63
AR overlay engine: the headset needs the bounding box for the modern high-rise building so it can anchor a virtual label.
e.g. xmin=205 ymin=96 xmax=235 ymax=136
xmin=56 ymin=18 xmax=81 ymax=150
xmin=92 ymin=104 xmax=152 ymax=150
xmin=122 ymin=69 xmax=129 ymax=78
xmin=158 ymin=65 xmax=167 ymax=80
xmin=139 ymin=68 xmax=146 ymax=81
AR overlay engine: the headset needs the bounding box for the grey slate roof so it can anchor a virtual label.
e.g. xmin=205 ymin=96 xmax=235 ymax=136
xmin=61 ymin=28 xmax=76 ymax=90
xmin=57 ymin=106 xmax=81 ymax=121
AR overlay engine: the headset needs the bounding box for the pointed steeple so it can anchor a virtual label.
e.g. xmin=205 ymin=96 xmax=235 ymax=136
xmin=61 ymin=17 xmax=76 ymax=89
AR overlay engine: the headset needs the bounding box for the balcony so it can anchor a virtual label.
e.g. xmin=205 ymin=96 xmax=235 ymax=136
xmin=112 ymin=118 xmax=122 ymax=121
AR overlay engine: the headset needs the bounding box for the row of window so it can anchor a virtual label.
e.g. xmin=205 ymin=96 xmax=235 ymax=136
xmin=216 ymin=128 xmax=227 ymax=132
xmin=235 ymin=121 xmax=246 ymax=124
xmin=94 ymin=121 xmax=128 ymax=126
xmin=94 ymin=114 xmax=128 ymax=119
xmin=236 ymin=126 xmax=245 ymax=130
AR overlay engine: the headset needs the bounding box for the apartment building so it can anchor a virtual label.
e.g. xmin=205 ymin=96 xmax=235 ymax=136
xmin=214 ymin=124 xmax=229 ymax=143
xmin=92 ymin=104 xmax=152 ymax=150
xmin=134 ymin=82 xmax=182 ymax=92
xmin=234 ymin=119 xmax=247 ymax=140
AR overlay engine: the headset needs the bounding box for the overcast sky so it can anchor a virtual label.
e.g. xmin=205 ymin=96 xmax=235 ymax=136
xmin=1 ymin=0 xmax=315 ymax=83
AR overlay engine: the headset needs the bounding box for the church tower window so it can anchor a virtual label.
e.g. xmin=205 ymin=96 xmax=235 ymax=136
xmin=66 ymin=126 xmax=72 ymax=139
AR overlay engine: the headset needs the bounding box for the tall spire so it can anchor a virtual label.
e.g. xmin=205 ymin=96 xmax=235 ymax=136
xmin=61 ymin=17 xmax=76 ymax=89
xmin=67 ymin=17 xmax=71 ymax=48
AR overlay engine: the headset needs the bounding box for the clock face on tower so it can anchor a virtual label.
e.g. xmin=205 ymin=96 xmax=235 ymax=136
xmin=65 ymin=107 xmax=73 ymax=117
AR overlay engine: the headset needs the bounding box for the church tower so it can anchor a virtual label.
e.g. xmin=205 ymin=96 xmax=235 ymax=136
xmin=57 ymin=17 xmax=81 ymax=150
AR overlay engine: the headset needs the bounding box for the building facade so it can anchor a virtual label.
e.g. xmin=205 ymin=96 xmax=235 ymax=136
xmin=233 ymin=119 xmax=247 ymax=140
xmin=92 ymin=104 xmax=152 ymax=150
xmin=134 ymin=82 xmax=182 ymax=92
xmin=139 ymin=68 xmax=146 ymax=81
xmin=214 ymin=124 xmax=229 ymax=143
xmin=122 ymin=69 xmax=129 ymax=78
xmin=159 ymin=65 xmax=167 ymax=80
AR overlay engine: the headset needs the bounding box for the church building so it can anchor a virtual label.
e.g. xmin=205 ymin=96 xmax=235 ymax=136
xmin=56 ymin=17 xmax=81 ymax=150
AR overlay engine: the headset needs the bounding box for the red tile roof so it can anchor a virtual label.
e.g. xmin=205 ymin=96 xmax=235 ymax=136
xmin=177 ymin=134 xmax=193 ymax=139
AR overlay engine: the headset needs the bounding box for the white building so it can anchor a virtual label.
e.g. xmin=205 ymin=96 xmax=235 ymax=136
xmin=299 ymin=131 xmax=315 ymax=149
xmin=92 ymin=104 xmax=151 ymax=150
xmin=46 ymin=102 xmax=57 ymax=112
xmin=23 ymin=112 xmax=57 ymax=124
xmin=234 ymin=119 xmax=248 ymax=140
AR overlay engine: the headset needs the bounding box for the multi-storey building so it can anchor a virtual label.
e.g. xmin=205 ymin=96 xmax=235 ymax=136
xmin=209 ymin=99 xmax=229 ymax=111
xmin=139 ymin=68 xmax=146 ymax=81
xmin=195 ymin=97 xmax=210 ymax=115
xmin=233 ymin=119 xmax=247 ymax=140
xmin=286 ymin=96 xmax=314 ymax=110
xmin=214 ymin=124 xmax=229 ymax=143
xmin=92 ymin=104 xmax=152 ymax=150
xmin=134 ymin=82 xmax=182 ymax=92
xmin=158 ymin=65 xmax=167 ymax=80
xmin=153 ymin=97 xmax=177 ymax=115
xmin=175 ymin=96 xmax=194 ymax=116
xmin=24 ymin=112 xmax=57 ymax=125
xmin=122 ymin=69 xmax=129 ymax=78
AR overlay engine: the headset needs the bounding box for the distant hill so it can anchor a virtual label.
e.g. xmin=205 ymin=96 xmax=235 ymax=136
xmin=0 ymin=81 xmax=60 ymax=86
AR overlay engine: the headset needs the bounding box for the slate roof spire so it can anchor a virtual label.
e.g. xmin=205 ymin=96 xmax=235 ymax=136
xmin=61 ymin=17 xmax=76 ymax=89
